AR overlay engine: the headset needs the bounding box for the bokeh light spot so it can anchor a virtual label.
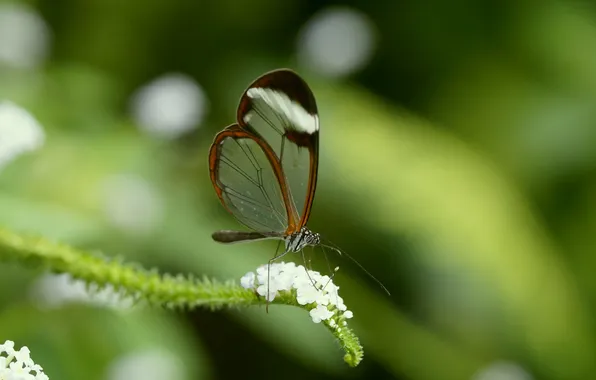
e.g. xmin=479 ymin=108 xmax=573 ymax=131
xmin=130 ymin=73 xmax=207 ymax=139
xmin=297 ymin=7 xmax=376 ymax=78
xmin=0 ymin=3 xmax=50 ymax=69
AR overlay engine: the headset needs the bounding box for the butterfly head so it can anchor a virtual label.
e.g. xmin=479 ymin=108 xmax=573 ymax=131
xmin=302 ymin=227 xmax=321 ymax=247
xmin=286 ymin=227 xmax=320 ymax=252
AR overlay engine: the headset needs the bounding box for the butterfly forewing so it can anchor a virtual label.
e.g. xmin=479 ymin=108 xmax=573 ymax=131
xmin=280 ymin=134 xmax=318 ymax=226
xmin=236 ymin=69 xmax=320 ymax=230
xmin=209 ymin=124 xmax=290 ymax=234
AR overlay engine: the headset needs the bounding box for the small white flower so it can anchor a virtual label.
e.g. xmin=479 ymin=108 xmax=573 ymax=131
xmin=310 ymin=304 xmax=334 ymax=323
xmin=0 ymin=101 xmax=44 ymax=170
xmin=0 ymin=341 xmax=14 ymax=352
xmin=0 ymin=340 xmax=49 ymax=379
xmin=240 ymin=262 xmax=353 ymax=324
xmin=334 ymin=296 xmax=347 ymax=311
xmin=255 ymin=265 xmax=272 ymax=286
xmin=256 ymin=284 xmax=277 ymax=302
xmin=275 ymin=262 xmax=297 ymax=291
xmin=292 ymin=265 xmax=315 ymax=281
xmin=13 ymin=346 xmax=31 ymax=364
xmin=296 ymin=284 xmax=327 ymax=306
xmin=240 ymin=272 xmax=255 ymax=289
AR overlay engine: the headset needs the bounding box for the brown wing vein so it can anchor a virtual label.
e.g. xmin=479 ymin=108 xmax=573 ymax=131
xmin=209 ymin=124 xmax=298 ymax=231
xmin=234 ymin=138 xmax=286 ymax=226
xmin=219 ymin=152 xmax=260 ymax=188
xmin=223 ymin=185 xmax=284 ymax=221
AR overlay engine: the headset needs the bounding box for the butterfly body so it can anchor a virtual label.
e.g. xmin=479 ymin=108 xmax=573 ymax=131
xmin=285 ymin=227 xmax=321 ymax=252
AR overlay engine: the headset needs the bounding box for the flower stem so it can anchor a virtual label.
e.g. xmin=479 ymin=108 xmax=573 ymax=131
xmin=0 ymin=227 xmax=364 ymax=366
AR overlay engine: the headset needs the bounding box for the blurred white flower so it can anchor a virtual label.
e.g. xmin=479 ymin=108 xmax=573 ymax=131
xmin=102 ymin=174 xmax=163 ymax=235
xmin=241 ymin=262 xmax=353 ymax=324
xmin=0 ymin=3 xmax=50 ymax=69
xmin=30 ymin=273 xmax=134 ymax=310
xmin=0 ymin=340 xmax=49 ymax=380
xmin=472 ymin=360 xmax=533 ymax=380
xmin=0 ymin=101 xmax=44 ymax=169
xmin=297 ymin=6 xmax=376 ymax=78
xmin=130 ymin=73 xmax=207 ymax=139
xmin=105 ymin=348 xmax=184 ymax=380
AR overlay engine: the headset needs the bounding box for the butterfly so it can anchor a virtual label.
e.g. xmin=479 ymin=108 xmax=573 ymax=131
xmin=208 ymin=69 xmax=389 ymax=300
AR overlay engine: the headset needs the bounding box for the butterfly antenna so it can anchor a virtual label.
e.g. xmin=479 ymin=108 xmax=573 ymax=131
xmin=321 ymin=240 xmax=391 ymax=296
xmin=321 ymin=237 xmax=343 ymax=254
xmin=319 ymin=244 xmax=341 ymax=307
xmin=318 ymin=244 xmax=333 ymax=275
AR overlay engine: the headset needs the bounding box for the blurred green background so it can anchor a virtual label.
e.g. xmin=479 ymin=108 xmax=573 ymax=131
xmin=1 ymin=0 xmax=596 ymax=379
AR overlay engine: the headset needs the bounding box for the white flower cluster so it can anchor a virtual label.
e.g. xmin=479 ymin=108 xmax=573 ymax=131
xmin=240 ymin=262 xmax=354 ymax=325
xmin=0 ymin=340 xmax=48 ymax=380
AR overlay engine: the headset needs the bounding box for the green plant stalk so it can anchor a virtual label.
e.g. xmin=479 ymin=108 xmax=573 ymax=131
xmin=0 ymin=226 xmax=363 ymax=366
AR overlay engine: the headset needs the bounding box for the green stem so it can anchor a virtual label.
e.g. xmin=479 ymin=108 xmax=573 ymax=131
xmin=0 ymin=227 xmax=363 ymax=366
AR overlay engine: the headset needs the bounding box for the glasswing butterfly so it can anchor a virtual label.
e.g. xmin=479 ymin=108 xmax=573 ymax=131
xmin=208 ymin=69 xmax=389 ymax=299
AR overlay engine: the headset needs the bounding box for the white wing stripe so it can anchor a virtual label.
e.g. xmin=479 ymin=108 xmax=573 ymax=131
xmin=246 ymin=87 xmax=319 ymax=134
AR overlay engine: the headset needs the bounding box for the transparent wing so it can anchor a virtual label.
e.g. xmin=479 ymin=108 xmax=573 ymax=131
xmin=209 ymin=124 xmax=292 ymax=234
xmin=236 ymin=69 xmax=320 ymax=229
